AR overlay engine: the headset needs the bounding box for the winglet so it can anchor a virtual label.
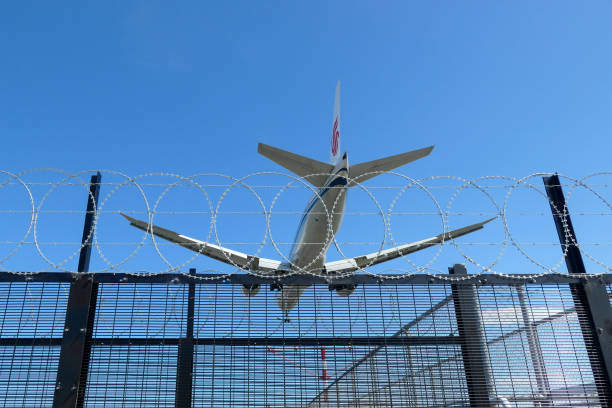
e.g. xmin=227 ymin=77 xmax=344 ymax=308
xmin=120 ymin=212 xmax=137 ymax=224
xmin=442 ymin=216 xmax=497 ymax=241
xmin=120 ymin=212 xmax=148 ymax=230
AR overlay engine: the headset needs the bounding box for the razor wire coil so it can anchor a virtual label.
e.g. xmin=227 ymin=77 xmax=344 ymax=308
xmin=1 ymin=169 xmax=612 ymax=280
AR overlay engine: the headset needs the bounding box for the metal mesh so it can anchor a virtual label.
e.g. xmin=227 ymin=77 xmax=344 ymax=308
xmin=83 ymin=283 xmax=187 ymax=406
xmin=0 ymin=282 xmax=68 ymax=407
xmin=478 ymin=284 xmax=599 ymax=406
xmin=0 ymin=275 xmax=608 ymax=407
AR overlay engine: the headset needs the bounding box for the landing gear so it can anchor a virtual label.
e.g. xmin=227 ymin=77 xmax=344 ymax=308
xmin=329 ymin=284 xmax=357 ymax=297
xmin=276 ymin=315 xmax=291 ymax=323
xmin=241 ymin=284 xmax=260 ymax=296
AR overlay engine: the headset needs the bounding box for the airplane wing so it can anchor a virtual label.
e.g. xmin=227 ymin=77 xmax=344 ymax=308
xmin=120 ymin=213 xmax=285 ymax=273
xmin=121 ymin=212 xmax=494 ymax=276
xmin=323 ymin=218 xmax=496 ymax=275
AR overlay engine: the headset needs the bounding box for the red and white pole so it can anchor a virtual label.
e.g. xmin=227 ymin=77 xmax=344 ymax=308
xmin=320 ymin=346 xmax=330 ymax=403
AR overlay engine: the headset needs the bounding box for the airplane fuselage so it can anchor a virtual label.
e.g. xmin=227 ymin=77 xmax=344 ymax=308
xmin=288 ymin=153 xmax=348 ymax=272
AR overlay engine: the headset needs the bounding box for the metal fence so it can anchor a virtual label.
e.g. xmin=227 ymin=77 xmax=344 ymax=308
xmin=2 ymin=171 xmax=612 ymax=407
xmin=1 ymin=271 xmax=611 ymax=407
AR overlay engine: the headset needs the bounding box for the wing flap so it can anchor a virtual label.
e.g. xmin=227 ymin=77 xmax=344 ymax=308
xmin=324 ymin=218 xmax=496 ymax=274
xmin=120 ymin=213 xmax=284 ymax=273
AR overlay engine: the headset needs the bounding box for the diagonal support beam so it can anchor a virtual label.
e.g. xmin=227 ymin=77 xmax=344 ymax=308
xmin=52 ymin=172 xmax=101 ymax=408
xmin=543 ymin=174 xmax=612 ymax=406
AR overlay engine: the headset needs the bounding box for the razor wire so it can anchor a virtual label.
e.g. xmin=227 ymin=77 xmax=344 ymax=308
xmin=1 ymin=169 xmax=612 ymax=278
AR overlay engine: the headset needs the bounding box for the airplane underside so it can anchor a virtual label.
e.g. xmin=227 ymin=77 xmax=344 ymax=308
xmin=121 ymin=82 xmax=494 ymax=316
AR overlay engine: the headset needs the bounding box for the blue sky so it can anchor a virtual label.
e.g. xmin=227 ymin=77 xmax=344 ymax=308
xmin=2 ymin=2 xmax=611 ymax=175
xmin=1 ymin=2 xmax=612 ymax=276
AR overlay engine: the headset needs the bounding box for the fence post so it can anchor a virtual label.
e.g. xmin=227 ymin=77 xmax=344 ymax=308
xmin=543 ymin=174 xmax=612 ymax=405
xmin=52 ymin=172 xmax=101 ymax=408
xmin=516 ymin=285 xmax=552 ymax=406
xmin=175 ymin=268 xmax=196 ymax=407
xmin=449 ymin=263 xmax=493 ymax=407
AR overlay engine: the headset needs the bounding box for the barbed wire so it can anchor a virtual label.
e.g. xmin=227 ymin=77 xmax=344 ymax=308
xmin=1 ymin=169 xmax=612 ymax=278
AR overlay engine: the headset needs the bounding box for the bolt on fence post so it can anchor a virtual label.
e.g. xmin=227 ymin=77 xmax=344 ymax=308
xmin=52 ymin=172 xmax=101 ymax=408
xmin=449 ymin=263 xmax=493 ymax=407
xmin=543 ymin=174 xmax=612 ymax=406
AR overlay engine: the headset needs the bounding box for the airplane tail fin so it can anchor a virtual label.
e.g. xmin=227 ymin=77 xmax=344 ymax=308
xmin=258 ymin=81 xmax=342 ymax=187
xmin=260 ymin=82 xmax=433 ymax=187
xmin=258 ymin=143 xmax=334 ymax=188
xmin=348 ymin=146 xmax=434 ymax=186
xmin=330 ymin=81 xmax=341 ymax=165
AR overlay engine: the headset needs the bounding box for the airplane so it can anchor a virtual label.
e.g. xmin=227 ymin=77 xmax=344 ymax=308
xmin=121 ymin=81 xmax=493 ymax=316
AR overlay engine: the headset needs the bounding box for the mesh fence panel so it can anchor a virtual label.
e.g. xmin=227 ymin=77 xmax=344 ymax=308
xmin=0 ymin=276 xmax=608 ymax=407
xmin=0 ymin=282 xmax=68 ymax=407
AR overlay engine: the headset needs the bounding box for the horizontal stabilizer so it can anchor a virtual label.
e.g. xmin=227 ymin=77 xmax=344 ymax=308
xmin=324 ymin=217 xmax=495 ymax=275
xmin=120 ymin=213 xmax=284 ymax=273
xmin=258 ymin=143 xmax=334 ymax=188
xmin=349 ymin=146 xmax=434 ymax=186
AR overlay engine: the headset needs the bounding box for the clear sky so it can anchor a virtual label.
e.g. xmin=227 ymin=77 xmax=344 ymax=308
xmin=2 ymin=1 xmax=611 ymax=175
xmin=1 ymin=2 xmax=612 ymax=276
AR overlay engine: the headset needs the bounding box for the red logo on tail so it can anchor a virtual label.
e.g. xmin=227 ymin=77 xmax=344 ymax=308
xmin=331 ymin=117 xmax=339 ymax=156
